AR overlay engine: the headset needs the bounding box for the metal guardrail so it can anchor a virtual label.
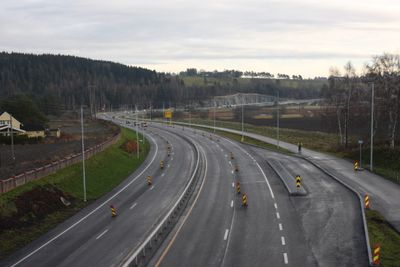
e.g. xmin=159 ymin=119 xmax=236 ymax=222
xmin=163 ymin=120 xmax=374 ymax=266
xmin=118 ymin=129 xmax=204 ymax=267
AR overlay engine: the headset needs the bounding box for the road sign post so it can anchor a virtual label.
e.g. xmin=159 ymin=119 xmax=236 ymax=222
xmin=358 ymin=140 xmax=363 ymax=169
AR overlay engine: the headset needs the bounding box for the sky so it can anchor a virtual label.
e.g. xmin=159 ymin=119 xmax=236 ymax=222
xmin=1 ymin=0 xmax=400 ymax=77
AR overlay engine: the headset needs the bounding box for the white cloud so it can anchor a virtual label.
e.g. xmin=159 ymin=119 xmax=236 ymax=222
xmin=0 ymin=0 xmax=399 ymax=77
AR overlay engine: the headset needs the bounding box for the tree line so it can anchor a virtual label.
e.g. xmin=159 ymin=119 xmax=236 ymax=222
xmin=322 ymin=53 xmax=400 ymax=149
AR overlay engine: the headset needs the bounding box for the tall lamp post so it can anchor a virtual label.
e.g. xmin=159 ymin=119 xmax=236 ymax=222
xmin=277 ymin=90 xmax=280 ymax=149
xmin=81 ymin=106 xmax=87 ymax=202
xmin=370 ymin=83 xmax=374 ymax=171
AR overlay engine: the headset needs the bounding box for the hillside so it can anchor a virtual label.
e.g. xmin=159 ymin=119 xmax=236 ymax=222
xmin=0 ymin=52 xmax=326 ymax=114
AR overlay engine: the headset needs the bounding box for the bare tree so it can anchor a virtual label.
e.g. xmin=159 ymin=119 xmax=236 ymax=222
xmin=367 ymin=53 xmax=400 ymax=149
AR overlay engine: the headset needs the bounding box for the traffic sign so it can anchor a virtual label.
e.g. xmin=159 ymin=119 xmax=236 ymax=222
xmin=164 ymin=109 xmax=172 ymax=119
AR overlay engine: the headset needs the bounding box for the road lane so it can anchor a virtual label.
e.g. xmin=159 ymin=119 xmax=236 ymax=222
xmin=2 ymin=121 xmax=198 ymax=267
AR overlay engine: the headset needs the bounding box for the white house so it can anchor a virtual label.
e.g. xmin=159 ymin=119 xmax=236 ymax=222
xmin=0 ymin=111 xmax=26 ymax=136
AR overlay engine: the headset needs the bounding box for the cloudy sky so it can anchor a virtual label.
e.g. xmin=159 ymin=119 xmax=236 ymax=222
xmin=1 ymin=0 xmax=399 ymax=77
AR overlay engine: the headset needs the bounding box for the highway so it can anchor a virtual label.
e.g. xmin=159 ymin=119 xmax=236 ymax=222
xmin=148 ymin=123 xmax=368 ymax=267
xmin=2 ymin=116 xmax=370 ymax=267
xmin=2 ymin=119 xmax=200 ymax=267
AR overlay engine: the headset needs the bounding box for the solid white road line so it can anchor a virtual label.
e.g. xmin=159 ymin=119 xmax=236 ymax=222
xmin=281 ymin=236 xmax=286 ymax=245
xmin=283 ymin=253 xmax=288 ymax=264
xmin=96 ymin=229 xmax=109 ymax=240
xmin=9 ymin=133 xmax=159 ymax=267
xmin=224 ymin=229 xmax=229 ymax=240
xmin=276 ymin=212 xmax=280 ymax=219
xmin=279 ymin=223 xmax=283 ymax=231
xmin=129 ymin=203 xmax=137 ymax=210
xmin=231 ymin=200 xmax=234 ymax=208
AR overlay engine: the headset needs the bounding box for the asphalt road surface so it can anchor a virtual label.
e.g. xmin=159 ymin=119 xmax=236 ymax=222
xmin=149 ymin=123 xmax=368 ymax=267
xmin=2 ymin=117 xmax=370 ymax=267
xmin=2 ymin=119 xmax=199 ymax=267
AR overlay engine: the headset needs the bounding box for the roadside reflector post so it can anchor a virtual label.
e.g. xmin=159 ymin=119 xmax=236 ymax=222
xmin=110 ymin=205 xmax=117 ymax=217
xmin=295 ymin=175 xmax=302 ymax=188
xmin=365 ymin=194 xmax=370 ymax=209
xmin=147 ymin=175 xmax=152 ymax=185
xmin=242 ymin=193 xmax=248 ymax=206
xmin=235 ymin=164 xmax=239 ymax=172
xmin=230 ymin=152 xmax=234 ymax=160
xmin=373 ymin=244 xmax=381 ymax=266
xmin=236 ymin=182 xmax=241 ymax=194
xmin=160 ymin=160 xmax=164 ymax=169
xmin=354 ymin=160 xmax=359 ymax=171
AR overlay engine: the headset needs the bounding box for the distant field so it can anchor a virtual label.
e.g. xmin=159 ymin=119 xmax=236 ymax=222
xmin=181 ymin=76 xmax=327 ymax=90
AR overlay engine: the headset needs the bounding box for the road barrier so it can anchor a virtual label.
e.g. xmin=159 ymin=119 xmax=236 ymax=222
xmin=0 ymin=132 xmax=121 ymax=194
xmin=162 ymin=120 xmax=374 ymax=266
xmin=119 ymin=128 xmax=204 ymax=267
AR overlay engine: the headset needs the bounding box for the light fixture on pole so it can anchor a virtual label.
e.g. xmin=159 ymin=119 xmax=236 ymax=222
xmin=81 ymin=106 xmax=87 ymax=202
xmin=277 ymin=90 xmax=280 ymax=149
xmin=370 ymin=82 xmax=374 ymax=171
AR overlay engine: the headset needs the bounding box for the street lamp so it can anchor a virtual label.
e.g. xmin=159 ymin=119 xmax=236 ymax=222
xmin=358 ymin=140 xmax=363 ymax=169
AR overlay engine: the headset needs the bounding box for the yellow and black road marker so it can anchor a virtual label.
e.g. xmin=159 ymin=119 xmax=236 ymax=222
xmin=242 ymin=193 xmax=248 ymax=207
xmin=110 ymin=205 xmax=117 ymax=217
xmin=160 ymin=160 xmax=164 ymax=169
xmin=147 ymin=175 xmax=152 ymax=185
xmin=296 ymin=175 xmax=302 ymax=188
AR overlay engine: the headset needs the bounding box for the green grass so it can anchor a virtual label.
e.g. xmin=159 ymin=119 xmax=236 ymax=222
xmin=367 ymin=210 xmax=400 ymax=266
xmin=189 ymin=124 xmax=292 ymax=155
xmin=181 ymin=118 xmax=400 ymax=185
xmin=0 ymin=127 xmax=150 ymax=259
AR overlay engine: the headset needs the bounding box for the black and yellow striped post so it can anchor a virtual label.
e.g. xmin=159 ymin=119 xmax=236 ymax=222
xmin=230 ymin=152 xmax=234 ymax=160
xmin=242 ymin=193 xmax=248 ymax=207
xmin=236 ymin=182 xmax=241 ymax=194
xmin=160 ymin=160 xmax=164 ymax=169
xmin=235 ymin=164 xmax=239 ymax=172
xmin=110 ymin=205 xmax=117 ymax=217
xmin=365 ymin=194 xmax=370 ymax=209
xmin=296 ymin=175 xmax=302 ymax=188
xmin=354 ymin=160 xmax=359 ymax=171
xmin=373 ymin=244 xmax=381 ymax=266
xmin=147 ymin=175 xmax=152 ymax=185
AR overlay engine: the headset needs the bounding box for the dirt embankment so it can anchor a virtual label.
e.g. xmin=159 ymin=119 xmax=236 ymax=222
xmin=0 ymin=185 xmax=75 ymax=230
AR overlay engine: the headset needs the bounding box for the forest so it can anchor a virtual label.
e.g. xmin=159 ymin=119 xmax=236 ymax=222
xmin=0 ymin=52 xmax=324 ymax=121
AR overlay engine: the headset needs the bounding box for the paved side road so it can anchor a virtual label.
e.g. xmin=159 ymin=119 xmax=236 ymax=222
xmin=178 ymin=122 xmax=400 ymax=232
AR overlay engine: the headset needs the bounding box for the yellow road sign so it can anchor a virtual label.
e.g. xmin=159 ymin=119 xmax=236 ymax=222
xmin=164 ymin=109 xmax=172 ymax=119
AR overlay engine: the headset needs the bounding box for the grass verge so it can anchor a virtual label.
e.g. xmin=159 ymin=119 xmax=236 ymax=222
xmin=367 ymin=210 xmax=400 ymax=267
xmin=0 ymin=126 xmax=149 ymax=260
xmin=180 ymin=119 xmax=400 ymax=184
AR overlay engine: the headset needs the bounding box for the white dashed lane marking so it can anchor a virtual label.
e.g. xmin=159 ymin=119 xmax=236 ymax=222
xmin=96 ymin=229 xmax=109 ymax=240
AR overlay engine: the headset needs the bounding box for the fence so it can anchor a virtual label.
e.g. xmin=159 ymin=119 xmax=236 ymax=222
xmin=0 ymin=133 xmax=121 ymax=194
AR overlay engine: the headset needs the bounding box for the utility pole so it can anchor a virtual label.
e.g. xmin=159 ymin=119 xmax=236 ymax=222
xmin=81 ymin=106 xmax=87 ymax=202
xmin=241 ymin=103 xmax=244 ymax=141
xmin=213 ymin=99 xmax=216 ymax=133
xmin=277 ymin=90 xmax=280 ymax=149
xmin=370 ymin=83 xmax=374 ymax=171
xmin=9 ymin=114 xmax=15 ymax=161
xmin=162 ymin=102 xmax=165 ymax=124
xmin=135 ymin=105 xmax=139 ymax=159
